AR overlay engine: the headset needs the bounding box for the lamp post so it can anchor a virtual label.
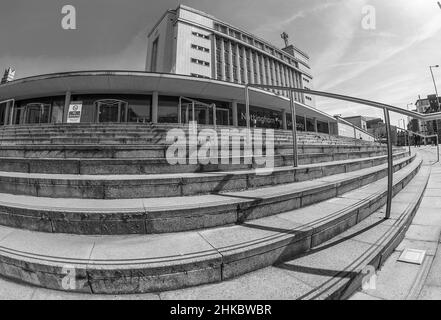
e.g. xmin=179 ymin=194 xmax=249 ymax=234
xmin=429 ymin=65 xmax=441 ymax=111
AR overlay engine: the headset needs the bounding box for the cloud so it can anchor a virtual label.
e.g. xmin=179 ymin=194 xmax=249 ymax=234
xmin=319 ymin=14 xmax=441 ymax=91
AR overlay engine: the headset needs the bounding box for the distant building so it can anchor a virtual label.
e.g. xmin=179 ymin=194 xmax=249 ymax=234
xmin=146 ymin=5 xmax=315 ymax=106
xmin=414 ymin=95 xmax=441 ymax=141
xmin=1 ymin=68 xmax=15 ymax=84
xmin=365 ymin=118 xmax=398 ymax=145
xmin=342 ymin=116 xmax=368 ymax=131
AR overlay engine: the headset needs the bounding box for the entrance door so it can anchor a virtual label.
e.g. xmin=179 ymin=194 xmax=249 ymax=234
xmin=96 ymin=100 xmax=127 ymax=123
xmin=180 ymin=103 xmax=213 ymax=125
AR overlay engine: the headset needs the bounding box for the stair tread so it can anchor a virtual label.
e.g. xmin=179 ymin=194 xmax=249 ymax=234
xmin=160 ymin=163 xmax=431 ymax=299
xmin=0 ymin=151 xmax=406 ymax=180
xmin=0 ymin=154 xmax=414 ymax=212
xmin=0 ymin=156 xmax=422 ymax=270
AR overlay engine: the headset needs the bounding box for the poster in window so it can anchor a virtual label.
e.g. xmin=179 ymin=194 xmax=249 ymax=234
xmin=67 ymin=102 xmax=82 ymax=123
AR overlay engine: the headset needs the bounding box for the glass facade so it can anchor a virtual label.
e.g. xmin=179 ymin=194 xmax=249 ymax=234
xmin=237 ymin=104 xmax=283 ymax=129
xmin=7 ymin=93 xmax=329 ymax=134
xmin=158 ymin=96 xmax=179 ymax=123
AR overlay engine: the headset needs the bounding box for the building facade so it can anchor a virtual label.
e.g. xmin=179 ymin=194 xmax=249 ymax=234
xmin=342 ymin=116 xmax=368 ymax=131
xmin=414 ymin=95 xmax=441 ymax=140
xmin=146 ymin=5 xmax=315 ymax=106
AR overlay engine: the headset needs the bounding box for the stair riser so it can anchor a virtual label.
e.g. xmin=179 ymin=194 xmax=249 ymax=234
xmin=0 ymin=153 xmax=411 ymax=235
xmin=0 ymin=153 xmax=409 ymax=200
xmin=0 ymin=150 xmax=392 ymax=175
xmin=0 ymin=158 xmax=420 ymax=294
xmin=0 ymin=145 xmax=390 ymax=160
xmin=219 ymin=160 xmax=422 ymax=287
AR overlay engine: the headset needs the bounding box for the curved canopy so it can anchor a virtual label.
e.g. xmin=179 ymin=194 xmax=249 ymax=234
xmin=0 ymin=71 xmax=335 ymax=123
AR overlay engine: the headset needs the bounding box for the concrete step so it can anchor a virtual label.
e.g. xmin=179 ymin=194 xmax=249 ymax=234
xmin=0 ymin=150 xmax=403 ymax=175
xmin=160 ymin=163 xmax=431 ymax=300
xmin=0 ymin=143 xmax=391 ymax=159
xmin=0 ymin=155 xmax=422 ymax=294
xmin=0 ymin=153 xmax=413 ymax=200
xmin=0 ymin=153 xmax=414 ymax=234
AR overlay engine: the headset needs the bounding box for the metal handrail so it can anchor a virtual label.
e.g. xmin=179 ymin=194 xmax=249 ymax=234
xmin=244 ymin=84 xmax=441 ymax=219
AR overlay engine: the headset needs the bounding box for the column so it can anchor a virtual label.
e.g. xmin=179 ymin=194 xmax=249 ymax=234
xmin=232 ymin=101 xmax=238 ymax=127
xmin=265 ymin=58 xmax=271 ymax=87
xmin=290 ymin=70 xmax=297 ymax=101
xmin=249 ymin=50 xmax=255 ymax=84
xmin=270 ymin=60 xmax=276 ymax=93
xmin=284 ymin=66 xmax=290 ymax=97
xmin=299 ymin=74 xmax=305 ymax=103
xmin=255 ymin=53 xmax=261 ymax=85
xmin=152 ymin=91 xmax=159 ymax=123
xmin=228 ymin=41 xmax=234 ymax=81
xmin=287 ymin=68 xmax=294 ymax=97
xmin=242 ymin=47 xmax=248 ymax=84
xmin=235 ymin=44 xmax=241 ymax=84
xmin=261 ymin=56 xmax=267 ymax=85
xmin=213 ymin=36 xmax=218 ymax=80
xmin=220 ymin=39 xmax=226 ymax=81
xmin=63 ymin=91 xmax=72 ymax=123
xmin=314 ymin=118 xmax=318 ymax=133
xmin=282 ymin=109 xmax=287 ymax=130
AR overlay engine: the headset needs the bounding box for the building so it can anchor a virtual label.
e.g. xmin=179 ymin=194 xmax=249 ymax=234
xmin=342 ymin=116 xmax=368 ymax=131
xmin=0 ymin=71 xmax=336 ymax=134
xmin=414 ymin=95 xmax=441 ymax=140
xmin=366 ymin=118 xmax=398 ymax=145
xmin=0 ymin=5 xmax=342 ymax=136
xmin=146 ymin=5 xmax=315 ymax=106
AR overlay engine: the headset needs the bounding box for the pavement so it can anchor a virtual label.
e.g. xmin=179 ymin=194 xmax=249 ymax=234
xmin=351 ymin=146 xmax=441 ymax=300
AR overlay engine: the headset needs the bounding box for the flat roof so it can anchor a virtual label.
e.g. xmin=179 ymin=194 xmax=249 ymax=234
xmin=0 ymin=71 xmax=335 ymax=123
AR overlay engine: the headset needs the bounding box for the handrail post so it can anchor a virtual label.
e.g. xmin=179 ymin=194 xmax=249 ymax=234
xmin=289 ymin=90 xmax=298 ymax=167
xmin=178 ymin=97 xmax=182 ymax=124
xmin=437 ymin=135 xmax=440 ymax=163
xmin=384 ymin=108 xmax=393 ymax=219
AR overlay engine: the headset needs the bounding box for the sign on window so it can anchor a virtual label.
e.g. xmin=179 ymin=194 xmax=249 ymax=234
xmin=67 ymin=102 xmax=82 ymax=123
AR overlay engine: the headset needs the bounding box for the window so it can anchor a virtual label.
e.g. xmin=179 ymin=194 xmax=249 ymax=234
xmin=191 ymin=44 xmax=210 ymax=53
xmin=191 ymin=31 xmax=210 ymax=40
xmin=150 ymin=37 xmax=159 ymax=72
xmin=191 ymin=73 xmax=210 ymax=79
xmin=191 ymin=58 xmax=210 ymax=67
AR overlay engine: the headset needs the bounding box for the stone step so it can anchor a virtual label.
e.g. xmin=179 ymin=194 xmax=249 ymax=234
xmin=0 ymin=153 xmax=413 ymax=200
xmin=0 ymin=153 xmax=413 ymax=234
xmin=160 ymin=162 xmax=431 ymax=300
xmin=0 ymin=143 xmax=391 ymax=159
xmin=0 ymin=155 xmax=422 ymax=294
xmin=0 ymin=150 xmax=403 ymax=175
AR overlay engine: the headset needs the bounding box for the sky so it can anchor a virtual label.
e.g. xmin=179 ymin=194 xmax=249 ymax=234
xmin=1 ymin=0 xmax=440 ymax=126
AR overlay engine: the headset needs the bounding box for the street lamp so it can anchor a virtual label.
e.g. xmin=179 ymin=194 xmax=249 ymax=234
xmin=429 ymin=65 xmax=441 ymax=111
